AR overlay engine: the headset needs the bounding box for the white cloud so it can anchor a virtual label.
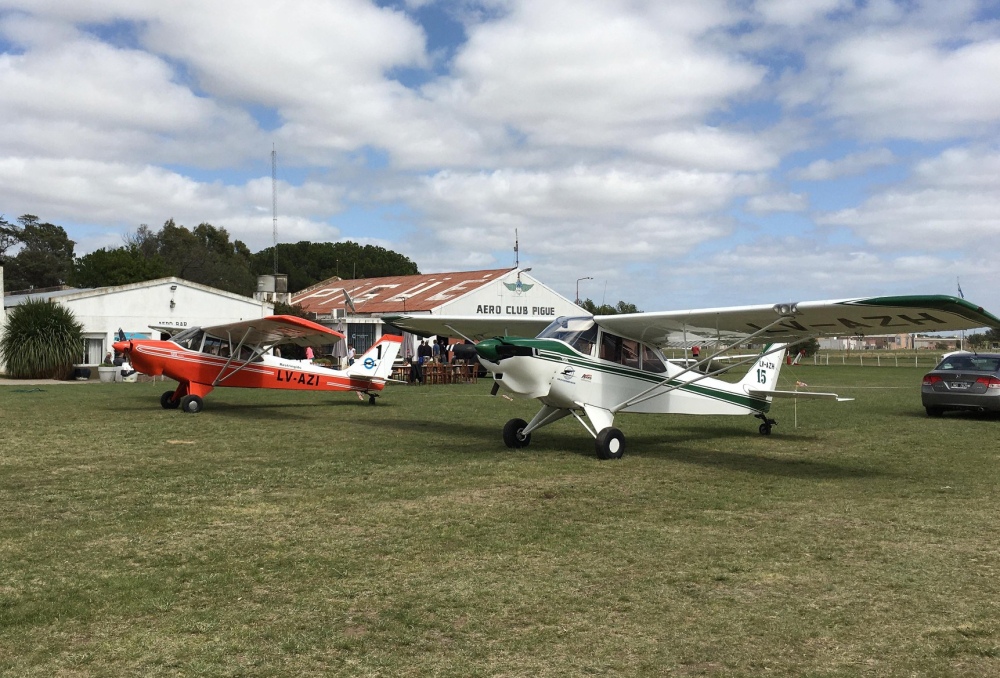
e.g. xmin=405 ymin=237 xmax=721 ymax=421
xmin=756 ymin=0 xmax=852 ymax=28
xmin=745 ymin=192 xmax=808 ymax=213
xmin=436 ymin=0 xmax=764 ymax=148
xmin=821 ymin=31 xmax=1000 ymax=139
xmin=0 ymin=0 xmax=999 ymax=317
xmin=789 ymin=148 xmax=897 ymax=181
xmin=818 ymin=145 xmax=1000 ymax=249
xmin=0 ymin=157 xmax=343 ymax=250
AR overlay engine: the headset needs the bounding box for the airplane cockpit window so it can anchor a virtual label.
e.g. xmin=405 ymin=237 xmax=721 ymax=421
xmin=172 ymin=327 xmax=204 ymax=351
xmin=641 ymin=345 xmax=667 ymax=373
xmin=202 ymin=336 xmax=227 ymax=356
xmin=599 ymin=331 xmax=640 ymax=368
xmin=537 ymin=316 xmax=598 ymax=356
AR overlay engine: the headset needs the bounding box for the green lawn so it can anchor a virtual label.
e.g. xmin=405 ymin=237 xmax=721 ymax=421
xmin=1 ymin=366 xmax=998 ymax=677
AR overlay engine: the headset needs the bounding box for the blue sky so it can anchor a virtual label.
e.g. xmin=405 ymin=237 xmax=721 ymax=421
xmin=1 ymin=0 xmax=998 ymax=316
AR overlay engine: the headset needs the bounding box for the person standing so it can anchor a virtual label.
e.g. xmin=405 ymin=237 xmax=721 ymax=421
xmin=347 ymin=345 xmax=356 ymax=366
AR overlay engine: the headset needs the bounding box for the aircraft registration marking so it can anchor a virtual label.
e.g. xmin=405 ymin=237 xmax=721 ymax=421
xmin=748 ymin=312 xmax=947 ymax=333
xmin=276 ymin=371 xmax=324 ymax=386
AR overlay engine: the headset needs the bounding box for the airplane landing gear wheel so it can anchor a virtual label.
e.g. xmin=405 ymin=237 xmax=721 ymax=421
xmin=596 ymin=427 xmax=625 ymax=460
xmin=755 ymin=413 xmax=776 ymax=435
xmin=161 ymin=391 xmax=180 ymax=409
xmin=180 ymin=395 xmax=204 ymax=413
xmin=503 ymin=418 xmax=531 ymax=449
xmin=368 ymin=394 xmax=377 ymax=405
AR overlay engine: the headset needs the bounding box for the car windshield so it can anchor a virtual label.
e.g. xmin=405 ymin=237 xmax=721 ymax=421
xmin=537 ymin=316 xmax=598 ymax=355
xmin=935 ymin=355 xmax=1000 ymax=372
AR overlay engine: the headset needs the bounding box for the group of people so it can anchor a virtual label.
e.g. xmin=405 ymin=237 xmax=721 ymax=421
xmin=304 ymin=345 xmax=355 ymax=367
xmin=105 ymin=351 xmax=137 ymax=380
xmin=407 ymin=338 xmax=464 ymax=384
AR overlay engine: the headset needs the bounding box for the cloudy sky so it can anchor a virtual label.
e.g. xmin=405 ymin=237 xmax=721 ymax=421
xmin=1 ymin=0 xmax=998 ymax=314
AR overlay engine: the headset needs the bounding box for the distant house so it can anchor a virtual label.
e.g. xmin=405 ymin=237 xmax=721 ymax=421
xmin=818 ymin=333 xmax=962 ymax=351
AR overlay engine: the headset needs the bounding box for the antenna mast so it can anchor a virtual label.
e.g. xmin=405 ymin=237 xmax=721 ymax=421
xmin=514 ymin=228 xmax=519 ymax=268
xmin=271 ymin=144 xmax=278 ymax=275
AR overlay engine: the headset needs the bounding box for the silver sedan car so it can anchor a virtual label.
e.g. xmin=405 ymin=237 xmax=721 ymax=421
xmin=922 ymin=352 xmax=1000 ymax=416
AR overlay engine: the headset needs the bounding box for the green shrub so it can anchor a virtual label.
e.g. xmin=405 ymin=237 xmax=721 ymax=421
xmin=0 ymin=298 xmax=84 ymax=379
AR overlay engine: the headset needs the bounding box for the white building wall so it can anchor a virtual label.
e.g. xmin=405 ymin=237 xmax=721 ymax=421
xmin=58 ymin=278 xmax=271 ymax=365
xmin=434 ymin=271 xmax=583 ymax=320
xmin=0 ymin=266 xmax=5 ymax=374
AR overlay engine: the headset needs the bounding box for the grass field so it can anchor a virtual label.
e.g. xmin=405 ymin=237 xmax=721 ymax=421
xmin=2 ymin=365 xmax=999 ymax=677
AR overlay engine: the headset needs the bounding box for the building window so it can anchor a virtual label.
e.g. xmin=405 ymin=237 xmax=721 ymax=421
xmin=82 ymin=337 xmax=104 ymax=365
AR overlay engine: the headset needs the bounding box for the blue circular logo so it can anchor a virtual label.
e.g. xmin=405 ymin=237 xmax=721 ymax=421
xmin=363 ymin=357 xmax=376 ymax=369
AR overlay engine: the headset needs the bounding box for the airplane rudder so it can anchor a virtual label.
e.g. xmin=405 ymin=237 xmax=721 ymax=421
xmin=347 ymin=336 xmax=400 ymax=377
xmin=738 ymin=342 xmax=787 ymax=390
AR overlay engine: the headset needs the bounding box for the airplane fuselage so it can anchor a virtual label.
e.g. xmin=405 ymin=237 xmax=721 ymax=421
xmin=478 ymin=337 xmax=772 ymax=416
xmin=126 ymin=341 xmax=387 ymax=394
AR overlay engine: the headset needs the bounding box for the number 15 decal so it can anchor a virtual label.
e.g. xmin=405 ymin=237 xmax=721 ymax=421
xmin=757 ymin=368 xmax=768 ymax=384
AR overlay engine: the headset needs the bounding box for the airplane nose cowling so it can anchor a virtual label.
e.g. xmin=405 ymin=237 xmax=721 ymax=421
xmin=112 ymin=340 xmax=130 ymax=354
xmin=475 ymin=339 xmax=502 ymax=363
xmin=476 ymin=338 xmax=535 ymax=362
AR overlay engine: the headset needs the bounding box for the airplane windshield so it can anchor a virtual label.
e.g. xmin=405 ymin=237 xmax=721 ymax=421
xmin=171 ymin=326 xmax=205 ymax=350
xmin=537 ymin=316 xmax=598 ymax=356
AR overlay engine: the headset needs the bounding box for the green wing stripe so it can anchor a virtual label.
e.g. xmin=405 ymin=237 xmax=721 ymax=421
xmin=846 ymin=295 xmax=1000 ymax=328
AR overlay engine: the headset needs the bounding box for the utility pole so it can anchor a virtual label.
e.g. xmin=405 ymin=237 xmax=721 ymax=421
xmin=271 ymin=145 xmax=278 ymax=276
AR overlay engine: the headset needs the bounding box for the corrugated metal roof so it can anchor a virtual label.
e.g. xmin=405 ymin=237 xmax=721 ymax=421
xmin=292 ymin=269 xmax=514 ymax=315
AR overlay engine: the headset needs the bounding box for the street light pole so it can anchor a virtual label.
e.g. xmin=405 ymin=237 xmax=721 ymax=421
xmin=576 ymin=276 xmax=593 ymax=305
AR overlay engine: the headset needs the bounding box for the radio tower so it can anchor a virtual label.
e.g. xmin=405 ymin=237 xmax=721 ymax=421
xmin=271 ymin=145 xmax=278 ymax=275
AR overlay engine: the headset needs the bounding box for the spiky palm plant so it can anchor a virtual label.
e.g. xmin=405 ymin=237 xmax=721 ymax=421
xmin=0 ymin=298 xmax=84 ymax=379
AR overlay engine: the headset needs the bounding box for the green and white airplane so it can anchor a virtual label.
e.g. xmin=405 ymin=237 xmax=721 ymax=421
xmin=387 ymin=295 xmax=1000 ymax=459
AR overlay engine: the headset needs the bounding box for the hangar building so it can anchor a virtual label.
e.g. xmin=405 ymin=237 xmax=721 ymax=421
xmin=292 ymin=268 xmax=584 ymax=355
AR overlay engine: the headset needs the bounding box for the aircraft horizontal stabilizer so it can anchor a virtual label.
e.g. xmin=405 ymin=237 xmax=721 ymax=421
xmin=748 ymin=389 xmax=854 ymax=401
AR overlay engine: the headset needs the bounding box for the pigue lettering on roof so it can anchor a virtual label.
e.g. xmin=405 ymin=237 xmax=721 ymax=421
xmin=292 ymin=269 xmax=514 ymax=315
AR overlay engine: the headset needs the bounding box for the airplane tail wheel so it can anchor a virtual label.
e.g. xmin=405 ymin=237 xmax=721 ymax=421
xmin=595 ymin=427 xmax=625 ymax=460
xmin=758 ymin=423 xmax=772 ymax=435
xmin=502 ymin=418 xmax=531 ymax=449
xmin=161 ymin=391 xmax=180 ymax=409
xmin=368 ymin=394 xmax=377 ymax=405
xmin=180 ymin=395 xmax=204 ymax=414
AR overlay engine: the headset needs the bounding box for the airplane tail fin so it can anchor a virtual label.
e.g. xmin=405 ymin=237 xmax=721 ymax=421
xmin=736 ymin=343 xmax=788 ymax=393
xmin=346 ymin=334 xmax=402 ymax=380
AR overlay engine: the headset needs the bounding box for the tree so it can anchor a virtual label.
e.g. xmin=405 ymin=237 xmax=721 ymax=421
xmin=968 ymin=329 xmax=1000 ymax=349
xmin=251 ymin=241 xmax=419 ymax=292
xmin=0 ymin=298 xmax=84 ymax=379
xmin=2 ymin=215 xmax=76 ymax=291
xmin=793 ymin=337 xmax=820 ymax=358
xmin=0 ymin=215 xmax=18 ymax=258
xmin=579 ymin=298 xmax=642 ymax=315
xmin=118 ymin=219 xmax=258 ymax=295
xmin=71 ymin=246 xmax=170 ymax=287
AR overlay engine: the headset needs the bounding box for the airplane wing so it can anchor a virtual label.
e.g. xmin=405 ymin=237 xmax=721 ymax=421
xmin=597 ymin=295 xmax=1000 ymax=348
xmin=200 ymin=315 xmax=346 ymax=347
xmin=382 ymin=314 xmax=554 ymax=342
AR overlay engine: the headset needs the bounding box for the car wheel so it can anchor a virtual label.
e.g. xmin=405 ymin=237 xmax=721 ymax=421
xmin=925 ymin=406 xmax=944 ymax=417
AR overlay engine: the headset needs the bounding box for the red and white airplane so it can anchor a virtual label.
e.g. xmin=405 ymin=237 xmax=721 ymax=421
xmin=113 ymin=315 xmax=402 ymax=413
